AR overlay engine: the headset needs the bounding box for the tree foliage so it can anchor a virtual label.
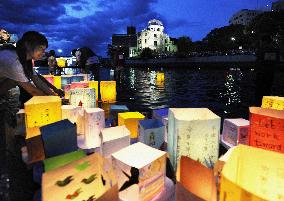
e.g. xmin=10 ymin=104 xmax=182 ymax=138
xmin=176 ymin=36 xmax=193 ymax=57
xmin=140 ymin=47 xmax=154 ymax=59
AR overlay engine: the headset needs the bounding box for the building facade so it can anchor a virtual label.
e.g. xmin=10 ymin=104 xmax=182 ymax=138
xmin=272 ymin=0 xmax=284 ymax=11
xmin=229 ymin=9 xmax=263 ymax=26
xmin=130 ymin=19 xmax=177 ymax=57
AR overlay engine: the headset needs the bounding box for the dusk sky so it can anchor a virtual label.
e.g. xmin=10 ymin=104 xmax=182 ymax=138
xmin=0 ymin=0 xmax=277 ymax=56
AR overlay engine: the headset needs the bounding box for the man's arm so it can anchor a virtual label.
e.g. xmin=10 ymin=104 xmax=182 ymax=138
xmin=30 ymin=75 xmax=56 ymax=95
xmin=17 ymin=82 xmax=47 ymax=96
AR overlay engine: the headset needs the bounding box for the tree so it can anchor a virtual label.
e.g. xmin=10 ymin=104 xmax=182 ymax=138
xmin=140 ymin=47 xmax=154 ymax=59
xmin=176 ymin=36 xmax=193 ymax=57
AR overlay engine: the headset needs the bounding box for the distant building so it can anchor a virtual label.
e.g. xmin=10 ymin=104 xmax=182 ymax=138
xmin=272 ymin=0 xmax=284 ymax=11
xmin=112 ymin=26 xmax=137 ymax=57
xmin=229 ymin=9 xmax=263 ymax=26
xmin=132 ymin=19 xmax=177 ymax=57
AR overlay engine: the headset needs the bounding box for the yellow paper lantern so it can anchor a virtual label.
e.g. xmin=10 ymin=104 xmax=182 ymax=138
xmin=56 ymin=57 xmax=66 ymax=68
xmin=220 ymin=145 xmax=284 ymax=201
xmin=100 ymin=81 xmax=116 ymax=103
xmin=156 ymin=72 xmax=165 ymax=82
xmin=261 ymin=96 xmax=284 ymax=110
xmin=24 ymin=96 xmax=62 ymax=139
xmin=88 ymin=81 xmax=98 ymax=101
xmin=53 ymin=76 xmax=61 ymax=89
xmin=118 ymin=112 xmax=145 ymax=139
xmin=42 ymin=153 xmax=118 ymax=201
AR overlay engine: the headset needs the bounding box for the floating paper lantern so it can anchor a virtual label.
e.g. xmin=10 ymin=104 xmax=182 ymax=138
xmin=26 ymin=135 xmax=45 ymax=164
xmin=70 ymin=88 xmax=96 ymax=108
xmin=249 ymin=107 xmax=284 ymax=153
xmin=168 ymin=108 xmax=221 ymax=169
xmin=220 ymin=144 xmax=284 ymax=201
xmin=221 ymin=118 xmax=249 ymax=148
xmin=76 ymin=73 xmax=89 ymax=81
xmin=138 ymin=119 xmax=164 ymax=149
xmin=43 ymin=150 xmax=86 ymax=172
xmin=63 ymin=84 xmax=71 ymax=99
xmin=100 ymin=81 xmax=116 ymax=103
xmin=40 ymin=119 xmax=77 ymax=158
xmin=24 ymin=96 xmax=62 ymax=139
xmin=176 ymin=156 xmax=216 ymax=201
xmin=43 ymin=75 xmax=54 ymax=85
xmin=101 ymin=125 xmax=130 ymax=158
xmin=78 ymin=108 xmax=105 ymax=149
xmin=112 ymin=142 xmax=166 ymax=201
xmin=42 ymin=153 xmax=119 ymax=201
xmin=56 ymin=57 xmax=66 ymax=68
xmin=71 ymin=75 xmax=84 ymax=83
xmin=110 ymin=105 xmax=129 ymax=126
xmin=53 ymin=76 xmax=61 ymax=89
xmin=118 ymin=112 xmax=145 ymax=141
xmin=88 ymin=81 xmax=99 ymax=101
xmin=70 ymin=81 xmax=89 ymax=89
xmin=261 ymin=96 xmax=284 ymax=110
xmin=156 ymin=72 xmax=165 ymax=82
xmin=152 ymin=108 xmax=168 ymax=142
xmin=61 ymin=75 xmax=73 ymax=87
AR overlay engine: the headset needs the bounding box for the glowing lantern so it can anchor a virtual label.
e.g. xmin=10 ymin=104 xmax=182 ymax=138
xmin=76 ymin=73 xmax=89 ymax=81
xmin=70 ymin=81 xmax=89 ymax=89
xmin=221 ymin=118 xmax=249 ymax=148
xmin=101 ymin=125 xmax=130 ymax=158
xmin=70 ymin=88 xmax=96 ymax=108
xmin=53 ymin=75 xmax=61 ymax=89
xmin=100 ymin=81 xmax=116 ymax=103
xmin=61 ymin=75 xmax=73 ymax=87
xmin=118 ymin=112 xmax=145 ymax=142
xmin=138 ymin=119 xmax=164 ymax=149
xmin=112 ymin=142 xmax=166 ymax=201
xmin=176 ymin=156 xmax=217 ymax=201
xmin=262 ymin=96 xmax=284 ymax=110
xmin=24 ymin=96 xmax=62 ymax=139
xmin=40 ymin=119 xmax=77 ymax=158
xmin=152 ymin=108 xmax=168 ymax=142
xmin=56 ymin=57 xmax=66 ymax=68
xmin=42 ymin=153 xmax=119 ymax=201
xmin=26 ymin=135 xmax=45 ymax=164
xmin=78 ymin=108 xmax=105 ymax=149
xmin=88 ymin=81 xmax=98 ymax=101
xmin=110 ymin=105 xmax=129 ymax=126
xmin=156 ymin=72 xmax=165 ymax=82
xmin=220 ymin=144 xmax=284 ymax=201
xmin=71 ymin=75 xmax=84 ymax=83
xmin=63 ymin=84 xmax=71 ymax=99
xmin=43 ymin=150 xmax=86 ymax=172
xmin=168 ymin=108 xmax=221 ymax=170
xmin=249 ymin=107 xmax=284 ymax=153
xmin=43 ymin=75 xmax=54 ymax=85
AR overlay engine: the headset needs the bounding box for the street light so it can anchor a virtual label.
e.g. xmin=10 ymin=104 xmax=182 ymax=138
xmin=231 ymin=37 xmax=236 ymax=41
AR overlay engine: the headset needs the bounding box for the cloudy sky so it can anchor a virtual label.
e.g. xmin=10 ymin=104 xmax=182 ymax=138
xmin=0 ymin=0 xmax=276 ymax=56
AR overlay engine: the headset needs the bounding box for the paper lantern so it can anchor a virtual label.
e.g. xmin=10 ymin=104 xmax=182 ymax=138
xmin=168 ymin=108 xmax=221 ymax=170
xmin=16 ymin=109 xmax=25 ymax=136
xmin=76 ymin=73 xmax=89 ymax=81
xmin=56 ymin=57 xmax=66 ymax=68
xmin=249 ymin=107 xmax=284 ymax=153
xmin=262 ymin=96 xmax=284 ymax=110
xmin=42 ymin=153 xmax=119 ymax=201
xmin=26 ymin=135 xmax=45 ymax=164
xmin=78 ymin=108 xmax=105 ymax=149
xmin=43 ymin=75 xmax=54 ymax=85
xmin=100 ymin=81 xmax=116 ymax=103
xmin=118 ymin=112 xmax=145 ymax=140
xmin=220 ymin=144 xmax=284 ymax=201
xmin=221 ymin=118 xmax=249 ymax=148
xmin=70 ymin=81 xmax=89 ymax=89
xmin=53 ymin=75 xmax=61 ymax=89
xmin=71 ymin=75 xmax=84 ymax=83
xmin=152 ymin=108 xmax=168 ymax=143
xmin=61 ymin=75 xmax=73 ymax=87
xmin=110 ymin=105 xmax=129 ymax=126
xmin=70 ymin=88 xmax=96 ymax=108
xmin=88 ymin=81 xmax=99 ymax=101
xmin=176 ymin=156 xmax=216 ymax=201
xmin=138 ymin=119 xmax=164 ymax=149
xmin=101 ymin=125 xmax=130 ymax=158
xmin=40 ymin=119 xmax=77 ymax=158
xmin=112 ymin=142 xmax=166 ymax=201
xmin=156 ymin=72 xmax=165 ymax=82
xmin=44 ymin=150 xmax=86 ymax=172
xmin=24 ymin=96 xmax=62 ymax=139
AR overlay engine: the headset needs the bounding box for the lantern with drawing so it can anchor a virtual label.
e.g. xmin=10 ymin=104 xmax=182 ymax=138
xmin=261 ymin=96 xmax=284 ymax=110
xmin=70 ymin=81 xmax=89 ymax=89
xmin=168 ymin=108 xmax=221 ymax=170
xmin=24 ymin=96 xmax=62 ymax=139
xmin=70 ymin=88 xmax=96 ymax=108
xmin=88 ymin=81 xmax=99 ymax=101
xmin=249 ymin=107 xmax=284 ymax=153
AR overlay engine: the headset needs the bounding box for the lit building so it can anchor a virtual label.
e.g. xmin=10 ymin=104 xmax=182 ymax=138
xmin=131 ymin=19 xmax=177 ymax=57
xmin=229 ymin=9 xmax=263 ymax=26
xmin=272 ymin=0 xmax=284 ymax=11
